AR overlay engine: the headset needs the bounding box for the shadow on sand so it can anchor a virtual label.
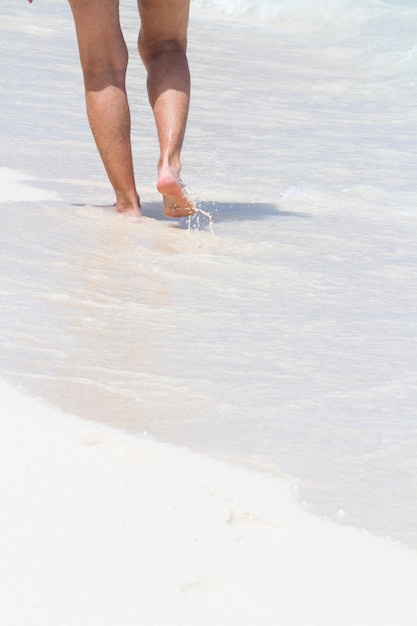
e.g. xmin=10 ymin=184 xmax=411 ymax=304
xmin=72 ymin=200 xmax=310 ymax=232
xmin=141 ymin=200 xmax=310 ymax=229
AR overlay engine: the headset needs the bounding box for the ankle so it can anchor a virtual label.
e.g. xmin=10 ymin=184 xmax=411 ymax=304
xmin=115 ymin=191 xmax=141 ymax=213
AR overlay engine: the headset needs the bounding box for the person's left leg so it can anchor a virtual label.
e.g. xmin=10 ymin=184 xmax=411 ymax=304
xmin=137 ymin=0 xmax=195 ymax=217
xmin=68 ymin=0 xmax=141 ymax=216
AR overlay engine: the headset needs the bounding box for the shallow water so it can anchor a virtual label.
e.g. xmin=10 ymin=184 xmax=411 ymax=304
xmin=1 ymin=0 xmax=416 ymax=547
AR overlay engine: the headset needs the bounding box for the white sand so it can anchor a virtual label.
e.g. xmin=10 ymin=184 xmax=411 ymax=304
xmin=1 ymin=378 xmax=417 ymax=626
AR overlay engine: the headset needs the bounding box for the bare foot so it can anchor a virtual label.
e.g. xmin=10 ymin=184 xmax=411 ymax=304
xmin=115 ymin=194 xmax=142 ymax=220
xmin=157 ymin=166 xmax=195 ymax=218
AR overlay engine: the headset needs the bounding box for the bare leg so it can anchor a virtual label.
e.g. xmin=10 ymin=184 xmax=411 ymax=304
xmin=68 ymin=0 xmax=141 ymax=217
xmin=138 ymin=0 xmax=195 ymax=218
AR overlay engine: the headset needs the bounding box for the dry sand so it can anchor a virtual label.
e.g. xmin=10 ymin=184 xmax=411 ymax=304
xmin=1 ymin=378 xmax=417 ymax=626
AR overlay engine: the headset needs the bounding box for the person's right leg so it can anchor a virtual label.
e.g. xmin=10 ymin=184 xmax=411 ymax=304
xmin=137 ymin=0 xmax=195 ymax=217
xmin=68 ymin=0 xmax=140 ymax=216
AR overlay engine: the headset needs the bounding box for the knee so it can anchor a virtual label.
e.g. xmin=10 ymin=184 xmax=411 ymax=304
xmin=138 ymin=33 xmax=187 ymax=67
xmin=81 ymin=45 xmax=129 ymax=91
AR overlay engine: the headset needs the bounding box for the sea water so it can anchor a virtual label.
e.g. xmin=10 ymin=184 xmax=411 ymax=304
xmin=1 ymin=0 xmax=416 ymax=547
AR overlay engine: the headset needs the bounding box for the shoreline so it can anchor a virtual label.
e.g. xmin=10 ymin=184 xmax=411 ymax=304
xmin=2 ymin=2 xmax=417 ymax=610
xmin=1 ymin=377 xmax=417 ymax=625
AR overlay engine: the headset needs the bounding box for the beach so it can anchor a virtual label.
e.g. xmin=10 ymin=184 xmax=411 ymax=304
xmin=2 ymin=377 xmax=417 ymax=625
xmin=1 ymin=0 xmax=417 ymax=621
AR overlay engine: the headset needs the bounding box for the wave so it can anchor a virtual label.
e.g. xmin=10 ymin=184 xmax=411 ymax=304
xmin=192 ymin=0 xmax=414 ymax=32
